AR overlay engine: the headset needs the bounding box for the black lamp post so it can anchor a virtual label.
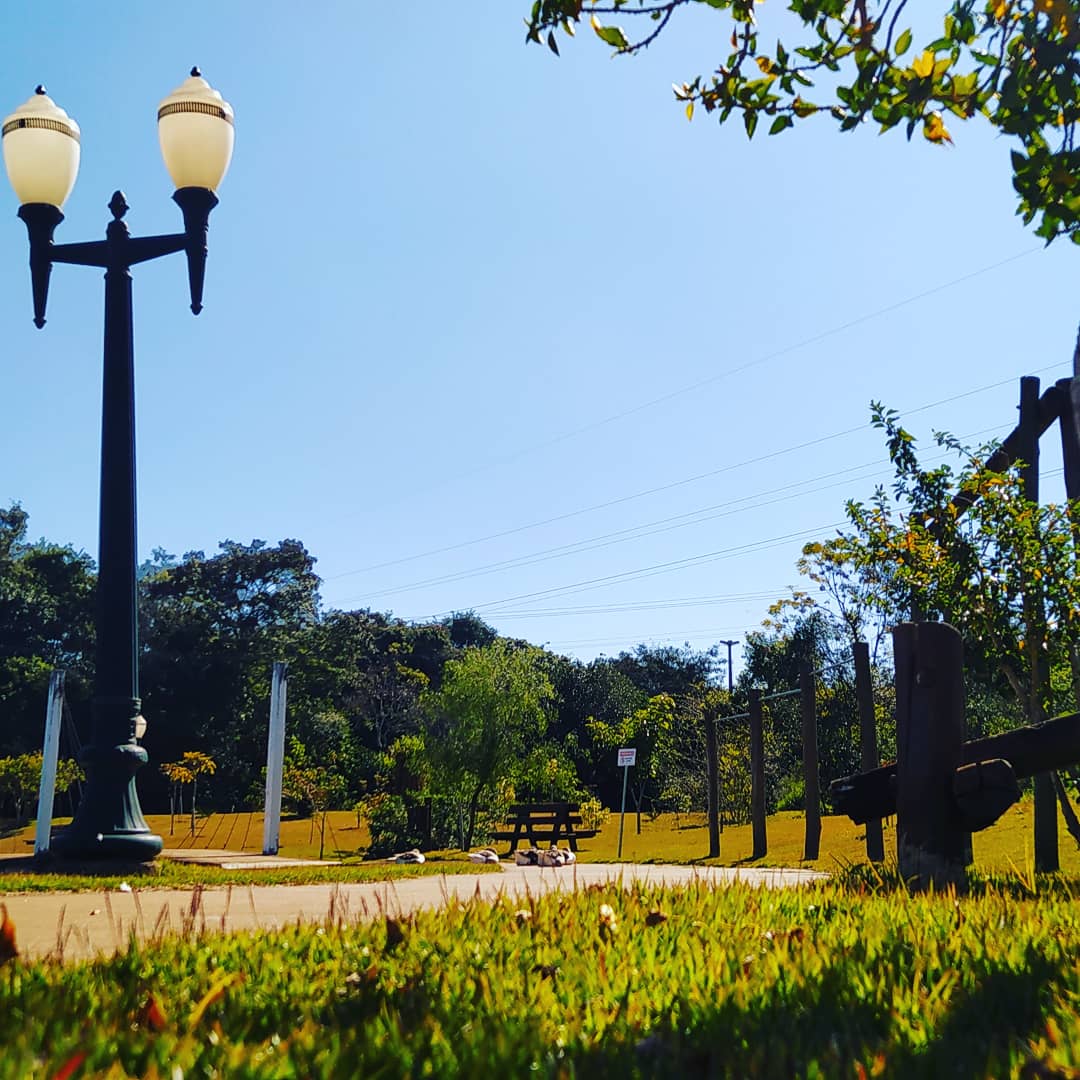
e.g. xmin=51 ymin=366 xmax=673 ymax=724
xmin=2 ymin=71 xmax=234 ymax=861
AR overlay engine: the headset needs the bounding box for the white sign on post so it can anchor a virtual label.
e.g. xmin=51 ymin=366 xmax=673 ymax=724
xmin=617 ymin=747 xmax=636 ymax=858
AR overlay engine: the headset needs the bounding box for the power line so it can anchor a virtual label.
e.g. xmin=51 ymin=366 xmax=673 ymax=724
xmin=351 ymin=247 xmax=1040 ymax=521
xmin=339 ymin=421 xmax=1010 ymax=606
xmin=454 ymin=468 xmax=1074 ymax=636
xmin=483 ymin=591 xmax=792 ymax=619
xmin=326 ymin=362 xmax=1064 ymax=585
xmin=543 ymin=626 xmax=751 ymax=649
xmin=345 ymin=464 xmax=885 ymax=604
xmin=427 ymin=522 xmax=848 ymax=617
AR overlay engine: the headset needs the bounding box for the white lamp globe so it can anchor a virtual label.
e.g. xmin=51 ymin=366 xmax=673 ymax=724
xmin=2 ymin=87 xmax=81 ymax=208
xmin=158 ymin=68 xmax=234 ymax=192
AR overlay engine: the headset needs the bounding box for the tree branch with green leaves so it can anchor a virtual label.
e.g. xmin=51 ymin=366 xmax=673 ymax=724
xmin=526 ymin=1 xmax=1080 ymax=243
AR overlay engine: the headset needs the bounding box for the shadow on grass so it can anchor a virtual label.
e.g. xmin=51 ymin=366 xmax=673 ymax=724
xmin=0 ymin=853 xmax=161 ymax=879
xmin=569 ymin=951 xmax=1062 ymax=1077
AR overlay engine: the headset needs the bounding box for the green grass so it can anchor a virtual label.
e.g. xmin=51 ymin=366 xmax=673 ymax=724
xmin=4 ymin=872 xmax=1080 ymax=1077
xmin=568 ymin=797 xmax=1080 ymax=875
xmin=0 ymin=855 xmax=498 ymax=894
xmin=4 ymin=795 xmax=1077 ymax=894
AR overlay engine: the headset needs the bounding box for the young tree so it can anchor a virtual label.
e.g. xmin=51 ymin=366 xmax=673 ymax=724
xmin=160 ymin=751 xmax=217 ymax=835
xmin=281 ymin=737 xmax=348 ymax=860
xmin=839 ymin=405 xmax=1080 ymax=721
xmin=526 ymin=2 xmax=1080 ymax=243
xmin=423 ymin=641 xmax=555 ymax=849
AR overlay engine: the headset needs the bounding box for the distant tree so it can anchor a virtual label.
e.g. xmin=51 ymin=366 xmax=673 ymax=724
xmin=0 ymin=503 xmax=95 ymax=756
xmin=526 ymin=1 xmax=1080 ymax=244
xmin=140 ymin=538 xmax=321 ymax=804
xmin=446 ymin=611 xmax=499 ymax=650
xmin=0 ymin=752 xmax=83 ymax=826
xmin=423 ymin=641 xmax=555 ymax=849
xmin=587 ymin=693 xmax=678 ymax=833
xmin=741 ymin=603 xmax=862 ymax=799
xmin=541 ymin=653 xmax=647 ymax=802
xmin=612 ymin=642 xmax=719 ymax=698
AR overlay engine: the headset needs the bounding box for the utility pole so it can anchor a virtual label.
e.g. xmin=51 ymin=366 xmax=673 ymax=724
xmin=719 ymin=640 xmax=738 ymax=694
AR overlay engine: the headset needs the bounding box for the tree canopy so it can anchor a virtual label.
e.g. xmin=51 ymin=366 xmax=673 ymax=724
xmin=526 ymin=1 xmax=1080 ymax=243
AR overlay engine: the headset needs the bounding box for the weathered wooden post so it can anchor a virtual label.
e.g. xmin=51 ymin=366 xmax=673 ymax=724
xmin=800 ymin=665 xmax=821 ymax=860
xmin=853 ymin=642 xmax=884 ymax=863
xmin=705 ymin=708 xmax=720 ymax=858
xmin=749 ymin=689 xmax=767 ymax=859
xmin=893 ymin=622 xmax=967 ymax=889
xmin=1058 ymin=373 xmax=1080 ymax=830
xmin=1019 ymin=375 xmax=1059 ymax=872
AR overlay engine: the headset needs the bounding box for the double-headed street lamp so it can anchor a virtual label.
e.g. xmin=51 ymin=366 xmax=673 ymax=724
xmin=2 ymin=70 xmax=234 ymax=860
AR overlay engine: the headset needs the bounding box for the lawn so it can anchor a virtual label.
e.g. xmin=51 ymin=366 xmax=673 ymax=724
xmin=581 ymin=799 xmax=1080 ymax=875
xmin=3 ymin=797 xmax=1077 ymax=876
xmin=3 ymin=872 xmax=1080 ymax=1077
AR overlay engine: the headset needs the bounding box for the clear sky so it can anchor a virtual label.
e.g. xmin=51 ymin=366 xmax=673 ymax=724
xmin=1 ymin=2 xmax=1076 ymax=678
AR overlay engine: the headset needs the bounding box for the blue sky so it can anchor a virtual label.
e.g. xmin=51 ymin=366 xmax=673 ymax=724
xmin=1 ymin=2 xmax=1076 ymax=676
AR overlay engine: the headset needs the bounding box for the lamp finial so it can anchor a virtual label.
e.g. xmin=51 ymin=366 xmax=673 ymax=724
xmin=108 ymin=191 xmax=129 ymax=220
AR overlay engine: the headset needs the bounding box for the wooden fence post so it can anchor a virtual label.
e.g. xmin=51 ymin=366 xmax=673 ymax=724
xmin=1020 ymin=375 xmax=1059 ymax=872
xmin=749 ymin=689 xmax=767 ymax=859
xmin=800 ymin=666 xmax=821 ymax=861
xmin=705 ymin=706 xmax=720 ymax=858
xmin=853 ymin=642 xmax=884 ymax=863
xmin=1058 ymin=372 xmax=1080 ymax=778
xmin=894 ymin=621 xmax=966 ymax=890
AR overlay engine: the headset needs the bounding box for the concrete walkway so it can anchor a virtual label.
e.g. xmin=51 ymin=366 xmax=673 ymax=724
xmin=1 ymin=863 xmax=825 ymax=963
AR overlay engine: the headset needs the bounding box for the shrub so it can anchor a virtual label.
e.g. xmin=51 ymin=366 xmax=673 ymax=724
xmin=578 ymin=796 xmax=609 ymax=832
xmin=356 ymin=792 xmax=410 ymax=856
xmin=775 ymin=774 xmax=805 ymax=812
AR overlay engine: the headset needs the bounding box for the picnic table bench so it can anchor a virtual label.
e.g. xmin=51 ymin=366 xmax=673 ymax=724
xmin=490 ymin=802 xmax=598 ymax=853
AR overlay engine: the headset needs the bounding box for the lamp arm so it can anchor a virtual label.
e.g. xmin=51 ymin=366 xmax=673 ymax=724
xmin=51 ymin=233 xmax=188 ymax=268
xmin=50 ymin=240 xmax=110 ymax=267
xmin=18 ymin=187 xmax=219 ymax=327
xmin=124 ymin=233 xmax=187 ymax=266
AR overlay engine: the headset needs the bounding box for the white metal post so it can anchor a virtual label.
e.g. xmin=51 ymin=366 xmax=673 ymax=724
xmin=262 ymin=661 xmax=288 ymax=855
xmin=616 ymin=747 xmax=636 ymax=860
xmin=617 ymin=763 xmax=629 ymax=860
xmin=34 ymin=670 xmax=66 ymax=856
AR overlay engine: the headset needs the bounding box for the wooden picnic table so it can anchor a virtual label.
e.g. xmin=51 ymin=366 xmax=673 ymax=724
xmin=490 ymin=801 xmax=597 ymax=853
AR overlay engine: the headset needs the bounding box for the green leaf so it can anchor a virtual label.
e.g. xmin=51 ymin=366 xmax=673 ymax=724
xmin=744 ymin=110 xmax=758 ymax=138
xmin=895 ymin=28 xmax=912 ymax=56
xmin=769 ymin=115 xmax=794 ymax=135
xmin=590 ymin=16 xmax=629 ymax=50
xmin=547 ymin=30 xmax=560 ymax=55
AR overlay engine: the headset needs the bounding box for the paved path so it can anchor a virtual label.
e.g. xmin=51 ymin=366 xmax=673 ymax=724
xmin=1 ymin=863 xmax=825 ymax=963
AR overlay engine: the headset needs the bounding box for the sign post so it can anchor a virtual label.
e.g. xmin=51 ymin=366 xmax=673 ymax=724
xmin=616 ymin=747 xmax=636 ymax=859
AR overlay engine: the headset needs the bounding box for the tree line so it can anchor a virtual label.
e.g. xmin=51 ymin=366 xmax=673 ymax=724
xmin=0 ymin=500 xmax=883 ymax=852
xmin=5 ymin=399 xmax=1072 ymax=852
